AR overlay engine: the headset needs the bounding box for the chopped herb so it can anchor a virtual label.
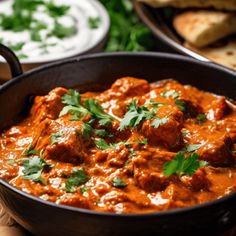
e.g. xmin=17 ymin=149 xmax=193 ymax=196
xmin=22 ymin=155 xmax=48 ymax=184
xmin=94 ymin=138 xmax=111 ymax=150
xmin=95 ymin=129 xmax=113 ymax=138
xmin=175 ymin=100 xmax=187 ymax=112
xmin=22 ymin=144 xmax=38 ymax=156
xmin=46 ymin=2 xmax=70 ymax=17
xmin=182 ymin=131 xmax=189 ymax=137
xmin=51 ymin=131 xmax=63 ymax=145
xmin=82 ymin=123 xmax=94 ymax=140
xmin=196 ymin=114 xmax=207 ymax=123
xmin=112 ymin=178 xmax=127 ymax=188
xmin=17 ymin=53 xmax=28 ymax=59
xmin=88 ymin=16 xmax=101 ymax=29
xmin=119 ymin=100 xmax=157 ymax=131
xmin=65 ymin=168 xmax=90 ymax=193
xmin=161 ymin=90 xmax=179 ymax=99
xmin=151 ymin=116 xmax=169 ymax=128
xmin=60 ymin=105 xmax=89 ymax=118
xmin=137 ymin=138 xmax=148 ymax=145
xmin=8 ymin=42 xmax=24 ymax=51
xmin=69 ymin=115 xmax=81 ymax=121
xmin=85 ymin=99 xmax=113 ymax=127
xmin=186 ymin=143 xmax=204 ymax=152
xmin=49 ymin=21 xmax=76 ymax=39
xmin=80 ymin=186 xmax=89 ymax=194
xmin=62 ymin=89 xmax=81 ymax=107
xmin=163 ymin=152 xmax=208 ymax=177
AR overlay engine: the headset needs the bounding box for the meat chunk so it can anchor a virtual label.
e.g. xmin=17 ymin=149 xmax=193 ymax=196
xmin=30 ymin=87 xmax=67 ymax=123
xmin=131 ymin=149 xmax=174 ymax=192
xmin=207 ymin=97 xmax=230 ymax=120
xmin=33 ymin=118 xmax=90 ymax=164
xmin=141 ymin=106 xmax=183 ymax=148
xmin=109 ymin=77 xmax=150 ymax=98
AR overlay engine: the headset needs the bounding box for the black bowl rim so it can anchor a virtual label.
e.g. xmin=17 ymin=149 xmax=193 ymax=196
xmin=134 ymin=1 xmax=236 ymax=72
xmin=0 ymin=51 xmax=236 ymax=218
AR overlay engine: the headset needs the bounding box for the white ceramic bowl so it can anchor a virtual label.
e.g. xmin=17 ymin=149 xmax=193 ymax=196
xmin=0 ymin=0 xmax=110 ymax=81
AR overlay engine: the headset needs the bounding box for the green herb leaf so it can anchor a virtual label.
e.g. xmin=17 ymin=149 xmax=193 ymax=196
xmin=119 ymin=100 xmax=157 ymax=131
xmin=51 ymin=131 xmax=63 ymax=145
xmin=85 ymin=99 xmax=113 ymax=127
xmin=151 ymin=116 xmax=169 ymax=128
xmin=22 ymin=144 xmax=38 ymax=156
xmin=95 ymin=129 xmax=113 ymax=138
xmin=22 ymin=155 xmax=48 ymax=184
xmin=65 ymin=168 xmax=90 ymax=193
xmin=161 ymin=90 xmax=179 ymax=99
xmin=175 ymin=99 xmax=187 ymax=112
xmin=186 ymin=143 xmax=204 ymax=152
xmin=163 ymin=152 xmax=208 ymax=177
xmin=94 ymin=138 xmax=111 ymax=150
xmin=112 ymin=178 xmax=127 ymax=188
xmin=196 ymin=113 xmax=207 ymax=123
xmin=46 ymin=2 xmax=70 ymax=17
xmin=82 ymin=123 xmax=94 ymax=140
xmin=49 ymin=21 xmax=76 ymax=39
xmin=88 ymin=16 xmax=101 ymax=29
xmin=62 ymin=89 xmax=81 ymax=106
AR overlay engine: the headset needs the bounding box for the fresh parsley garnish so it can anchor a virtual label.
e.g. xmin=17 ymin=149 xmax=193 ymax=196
xmin=151 ymin=116 xmax=169 ymax=128
xmin=49 ymin=21 xmax=76 ymax=39
xmin=82 ymin=123 xmax=94 ymax=140
xmin=85 ymin=99 xmax=113 ymax=127
xmin=119 ymin=100 xmax=158 ymax=131
xmin=88 ymin=16 xmax=101 ymax=29
xmin=175 ymin=99 xmax=187 ymax=112
xmin=22 ymin=144 xmax=38 ymax=156
xmin=196 ymin=114 xmax=207 ymax=123
xmin=65 ymin=168 xmax=90 ymax=193
xmin=62 ymin=89 xmax=81 ymax=106
xmin=95 ymin=129 xmax=113 ymax=138
xmin=112 ymin=178 xmax=127 ymax=188
xmin=161 ymin=90 xmax=179 ymax=99
xmin=46 ymin=2 xmax=70 ymax=17
xmin=186 ymin=143 xmax=204 ymax=152
xmin=94 ymin=138 xmax=111 ymax=150
xmin=163 ymin=152 xmax=208 ymax=177
xmin=51 ymin=131 xmax=63 ymax=145
xmin=22 ymin=155 xmax=49 ymax=184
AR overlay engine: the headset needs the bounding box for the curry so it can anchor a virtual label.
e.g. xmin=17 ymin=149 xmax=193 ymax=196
xmin=0 ymin=77 xmax=235 ymax=213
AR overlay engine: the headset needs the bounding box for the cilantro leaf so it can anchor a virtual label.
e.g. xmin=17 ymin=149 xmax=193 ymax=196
xmin=151 ymin=116 xmax=169 ymax=128
xmin=62 ymin=89 xmax=81 ymax=107
xmin=49 ymin=21 xmax=76 ymax=39
xmin=22 ymin=144 xmax=38 ymax=156
xmin=65 ymin=168 xmax=90 ymax=193
xmin=175 ymin=100 xmax=187 ymax=112
xmin=46 ymin=2 xmax=70 ymax=17
xmin=186 ymin=143 xmax=204 ymax=152
xmin=51 ymin=131 xmax=63 ymax=145
xmin=196 ymin=113 xmax=207 ymax=123
xmin=88 ymin=16 xmax=101 ymax=29
xmin=112 ymin=178 xmax=127 ymax=188
xmin=22 ymin=155 xmax=48 ymax=184
xmin=161 ymin=90 xmax=179 ymax=99
xmin=85 ymin=99 xmax=113 ymax=127
xmin=119 ymin=100 xmax=156 ymax=131
xmin=82 ymin=123 xmax=94 ymax=140
xmin=163 ymin=152 xmax=208 ymax=177
xmin=94 ymin=138 xmax=111 ymax=150
xmin=95 ymin=129 xmax=113 ymax=138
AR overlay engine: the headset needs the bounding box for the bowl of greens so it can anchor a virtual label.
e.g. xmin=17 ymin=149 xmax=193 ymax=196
xmin=0 ymin=0 xmax=109 ymax=80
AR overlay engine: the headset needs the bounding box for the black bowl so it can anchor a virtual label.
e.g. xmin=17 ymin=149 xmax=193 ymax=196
xmin=134 ymin=1 xmax=236 ymax=71
xmin=0 ymin=46 xmax=236 ymax=236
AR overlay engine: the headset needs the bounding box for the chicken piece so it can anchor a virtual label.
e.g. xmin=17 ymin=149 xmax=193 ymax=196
xmin=207 ymin=97 xmax=230 ymax=120
xmin=131 ymin=149 xmax=174 ymax=192
xmin=33 ymin=118 xmax=90 ymax=164
xmin=104 ymin=77 xmax=150 ymax=99
xmin=186 ymin=126 xmax=234 ymax=166
xmin=30 ymin=87 xmax=67 ymax=123
xmin=141 ymin=106 xmax=183 ymax=148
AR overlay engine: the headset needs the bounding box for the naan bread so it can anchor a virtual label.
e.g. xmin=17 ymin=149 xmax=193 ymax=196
xmin=173 ymin=11 xmax=236 ymax=48
xmin=138 ymin=0 xmax=236 ymax=11
xmin=185 ymin=39 xmax=236 ymax=71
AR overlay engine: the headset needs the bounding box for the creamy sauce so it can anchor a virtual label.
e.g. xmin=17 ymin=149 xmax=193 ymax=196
xmin=0 ymin=0 xmax=109 ymax=63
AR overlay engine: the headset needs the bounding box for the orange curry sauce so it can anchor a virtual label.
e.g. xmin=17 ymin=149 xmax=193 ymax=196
xmin=0 ymin=77 xmax=236 ymax=213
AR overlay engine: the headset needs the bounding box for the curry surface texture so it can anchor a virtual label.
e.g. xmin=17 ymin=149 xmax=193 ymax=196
xmin=0 ymin=77 xmax=236 ymax=213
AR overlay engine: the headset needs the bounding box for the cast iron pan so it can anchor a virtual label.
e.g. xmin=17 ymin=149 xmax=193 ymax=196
xmin=0 ymin=44 xmax=236 ymax=236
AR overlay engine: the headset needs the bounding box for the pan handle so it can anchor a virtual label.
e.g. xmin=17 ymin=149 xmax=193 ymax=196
xmin=0 ymin=43 xmax=23 ymax=78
